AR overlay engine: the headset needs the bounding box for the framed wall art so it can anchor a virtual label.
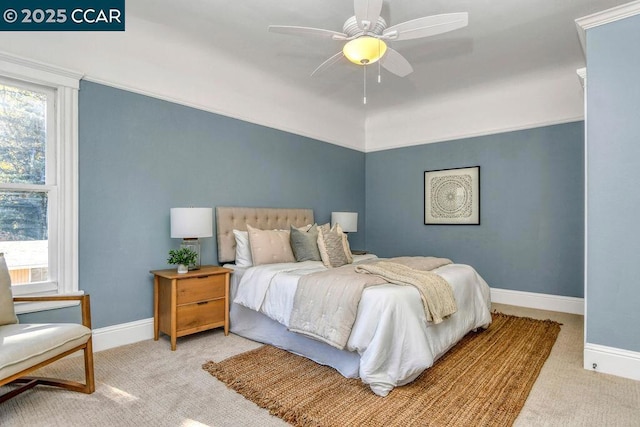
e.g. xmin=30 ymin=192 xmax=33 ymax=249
xmin=424 ymin=166 xmax=480 ymax=225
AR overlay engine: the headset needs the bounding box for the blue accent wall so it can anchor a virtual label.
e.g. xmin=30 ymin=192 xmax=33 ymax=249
xmin=586 ymin=14 xmax=640 ymax=352
xmin=19 ymin=82 xmax=587 ymax=331
xmin=365 ymin=122 xmax=584 ymax=297
xmin=20 ymin=81 xmax=365 ymax=328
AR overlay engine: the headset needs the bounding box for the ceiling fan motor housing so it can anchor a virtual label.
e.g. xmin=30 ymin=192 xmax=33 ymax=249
xmin=343 ymin=15 xmax=387 ymax=37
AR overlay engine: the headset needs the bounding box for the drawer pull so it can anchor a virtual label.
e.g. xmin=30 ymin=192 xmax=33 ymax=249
xmin=197 ymin=301 xmax=209 ymax=305
xmin=197 ymin=276 xmax=212 ymax=280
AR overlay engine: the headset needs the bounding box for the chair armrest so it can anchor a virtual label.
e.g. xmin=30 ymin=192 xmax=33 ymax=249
xmin=13 ymin=294 xmax=92 ymax=329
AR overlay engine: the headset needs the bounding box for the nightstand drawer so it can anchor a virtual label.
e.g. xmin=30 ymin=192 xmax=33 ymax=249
xmin=176 ymin=299 xmax=225 ymax=332
xmin=177 ymin=274 xmax=226 ymax=305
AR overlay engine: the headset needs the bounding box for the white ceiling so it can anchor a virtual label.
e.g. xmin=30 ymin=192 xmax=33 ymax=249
xmin=126 ymin=0 xmax=626 ymax=112
xmin=0 ymin=0 xmax=627 ymax=151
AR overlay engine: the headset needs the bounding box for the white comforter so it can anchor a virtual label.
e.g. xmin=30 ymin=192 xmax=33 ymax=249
xmin=234 ymin=256 xmax=492 ymax=396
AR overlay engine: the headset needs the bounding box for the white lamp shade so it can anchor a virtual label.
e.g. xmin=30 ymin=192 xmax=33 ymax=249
xmin=331 ymin=212 xmax=358 ymax=233
xmin=170 ymin=208 xmax=213 ymax=238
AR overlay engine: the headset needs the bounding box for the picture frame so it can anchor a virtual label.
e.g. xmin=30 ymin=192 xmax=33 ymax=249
xmin=424 ymin=166 xmax=480 ymax=225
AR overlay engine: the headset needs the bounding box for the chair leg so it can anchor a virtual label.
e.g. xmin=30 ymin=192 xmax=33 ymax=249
xmin=0 ymin=379 xmax=38 ymax=404
xmin=0 ymin=341 xmax=95 ymax=403
xmin=84 ymin=338 xmax=95 ymax=393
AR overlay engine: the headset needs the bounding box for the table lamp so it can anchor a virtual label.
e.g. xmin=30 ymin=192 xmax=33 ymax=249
xmin=331 ymin=212 xmax=358 ymax=233
xmin=170 ymin=207 xmax=213 ymax=270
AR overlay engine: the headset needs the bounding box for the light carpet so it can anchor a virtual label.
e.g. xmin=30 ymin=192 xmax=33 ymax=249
xmin=1 ymin=305 xmax=639 ymax=426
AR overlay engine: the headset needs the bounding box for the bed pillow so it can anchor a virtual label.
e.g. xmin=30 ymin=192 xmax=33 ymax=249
xmin=233 ymin=229 xmax=253 ymax=267
xmin=0 ymin=253 xmax=18 ymax=326
xmin=318 ymin=222 xmax=330 ymax=234
xmin=290 ymin=224 xmax=321 ymax=262
xmin=295 ymin=224 xmax=314 ymax=233
xmin=317 ymin=224 xmax=353 ymax=268
xmin=247 ymin=224 xmax=296 ymax=266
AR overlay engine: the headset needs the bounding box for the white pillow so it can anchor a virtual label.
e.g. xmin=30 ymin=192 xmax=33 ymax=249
xmin=233 ymin=229 xmax=253 ymax=267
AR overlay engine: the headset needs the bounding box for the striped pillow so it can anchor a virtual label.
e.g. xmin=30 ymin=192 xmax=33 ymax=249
xmin=317 ymin=224 xmax=353 ymax=268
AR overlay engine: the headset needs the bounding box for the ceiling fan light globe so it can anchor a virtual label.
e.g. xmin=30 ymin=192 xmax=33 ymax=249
xmin=343 ymin=36 xmax=387 ymax=66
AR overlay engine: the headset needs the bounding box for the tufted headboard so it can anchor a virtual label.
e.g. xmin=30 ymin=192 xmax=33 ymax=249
xmin=216 ymin=206 xmax=315 ymax=264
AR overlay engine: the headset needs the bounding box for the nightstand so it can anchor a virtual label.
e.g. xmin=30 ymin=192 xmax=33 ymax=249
xmin=150 ymin=265 xmax=233 ymax=350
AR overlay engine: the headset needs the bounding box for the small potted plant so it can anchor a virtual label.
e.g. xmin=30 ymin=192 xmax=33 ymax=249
xmin=167 ymin=247 xmax=198 ymax=273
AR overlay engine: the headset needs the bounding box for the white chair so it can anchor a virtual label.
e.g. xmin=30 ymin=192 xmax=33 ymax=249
xmin=0 ymin=253 xmax=95 ymax=403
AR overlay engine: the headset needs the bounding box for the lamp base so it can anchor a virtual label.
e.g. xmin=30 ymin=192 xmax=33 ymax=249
xmin=180 ymin=238 xmax=201 ymax=270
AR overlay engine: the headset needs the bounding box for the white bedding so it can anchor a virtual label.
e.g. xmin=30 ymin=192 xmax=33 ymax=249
xmin=233 ymin=255 xmax=492 ymax=397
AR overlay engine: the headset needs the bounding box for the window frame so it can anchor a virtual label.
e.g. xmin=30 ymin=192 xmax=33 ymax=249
xmin=0 ymin=52 xmax=82 ymax=313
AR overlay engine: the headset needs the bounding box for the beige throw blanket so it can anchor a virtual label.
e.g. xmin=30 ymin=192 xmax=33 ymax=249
xmin=288 ymin=257 xmax=454 ymax=349
xmin=354 ymin=261 xmax=457 ymax=324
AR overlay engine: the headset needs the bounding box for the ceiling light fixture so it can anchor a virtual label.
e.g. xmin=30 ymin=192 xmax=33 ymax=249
xmin=342 ymin=36 xmax=387 ymax=65
xmin=342 ymin=36 xmax=387 ymax=104
xmin=269 ymin=0 xmax=470 ymax=105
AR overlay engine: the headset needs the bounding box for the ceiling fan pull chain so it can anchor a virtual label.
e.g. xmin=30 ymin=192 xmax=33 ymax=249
xmin=363 ymin=65 xmax=367 ymax=105
xmin=378 ymin=39 xmax=382 ymax=83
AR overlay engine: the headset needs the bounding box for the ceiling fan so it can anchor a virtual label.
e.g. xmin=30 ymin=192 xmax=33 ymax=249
xmin=268 ymin=0 xmax=468 ymax=82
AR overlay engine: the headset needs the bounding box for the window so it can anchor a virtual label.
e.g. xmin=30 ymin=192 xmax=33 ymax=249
xmin=1 ymin=80 xmax=54 ymax=293
xmin=0 ymin=53 xmax=81 ymax=313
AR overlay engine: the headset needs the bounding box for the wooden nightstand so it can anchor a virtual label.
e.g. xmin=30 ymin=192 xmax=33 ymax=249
xmin=150 ymin=265 xmax=233 ymax=350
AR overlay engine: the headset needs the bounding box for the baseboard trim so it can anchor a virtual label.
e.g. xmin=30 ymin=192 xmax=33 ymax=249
xmin=92 ymin=317 xmax=154 ymax=352
xmin=584 ymin=343 xmax=640 ymax=381
xmin=490 ymin=287 xmax=584 ymax=315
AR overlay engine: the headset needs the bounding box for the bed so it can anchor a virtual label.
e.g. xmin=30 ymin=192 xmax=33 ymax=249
xmin=216 ymin=206 xmax=492 ymax=397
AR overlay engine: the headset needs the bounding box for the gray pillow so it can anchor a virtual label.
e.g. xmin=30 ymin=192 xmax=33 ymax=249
xmin=290 ymin=224 xmax=321 ymax=262
xmin=0 ymin=253 xmax=18 ymax=326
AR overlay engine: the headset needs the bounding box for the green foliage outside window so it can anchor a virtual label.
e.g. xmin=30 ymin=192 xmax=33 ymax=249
xmin=0 ymin=83 xmax=48 ymax=241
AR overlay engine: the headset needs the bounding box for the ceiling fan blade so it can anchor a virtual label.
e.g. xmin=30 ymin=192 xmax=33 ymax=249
xmin=382 ymin=12 xmax=468 ymax=41
xmin=380 ymin=48 xmax=413 ymax=77
xmin=354 ymin=0 xmax=383 ymax=31
xmin=268 ymin=25 xmax=348 ymax=40
xmin=311 ymin=52 xmax=344 ymax=76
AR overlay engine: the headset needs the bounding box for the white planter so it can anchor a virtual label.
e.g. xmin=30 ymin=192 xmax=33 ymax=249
xmin=177 ymin=264 xmax=188 ymax=274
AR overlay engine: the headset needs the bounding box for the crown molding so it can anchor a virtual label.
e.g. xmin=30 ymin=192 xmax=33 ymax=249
xmin=365 ymin=116 xmax=584 ymax=153
xmin=576 ymin=67 xmax=586 ymax=89
xmin=575 ymin=0 xmax=640 ymax=55
xmin=0 ymin=50 xmax=83 ymax=89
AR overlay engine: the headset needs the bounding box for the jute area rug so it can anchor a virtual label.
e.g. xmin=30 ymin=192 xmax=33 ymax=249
xmin=203 ymin=313 xmax=561 ymax=427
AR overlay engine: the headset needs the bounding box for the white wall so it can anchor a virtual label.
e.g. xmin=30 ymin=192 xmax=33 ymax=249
xmin=365 ymin=66 xmax=585 ymax=152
